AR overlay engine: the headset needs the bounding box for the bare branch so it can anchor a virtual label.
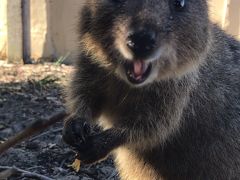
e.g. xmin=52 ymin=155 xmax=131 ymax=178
xmin=0 ymin=110 xmax=68 ymax=155
xmin=0 ymin=166 xmax=54 ymax=180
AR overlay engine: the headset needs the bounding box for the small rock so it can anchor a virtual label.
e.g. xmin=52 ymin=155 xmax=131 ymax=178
xmin=25 ymin=141 xmax=40 ymax=150
xmin=56 ymin=134 xmax=65 ymax=147
xmin=59 ymin=175 xmax=80 ymax=180
xmin=13 ymin=123 xmax=24 ymax=132
xmin=80 ymin=177 xmax=94 ymax=180
xmin=1 ymin=128 xmax=13 ymax=136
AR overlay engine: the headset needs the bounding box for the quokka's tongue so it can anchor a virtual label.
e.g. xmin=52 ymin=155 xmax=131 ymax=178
xmin=133 ymin=60 xmax=147 ymax=77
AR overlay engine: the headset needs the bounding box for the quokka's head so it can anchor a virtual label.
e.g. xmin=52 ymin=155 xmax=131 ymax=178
xmin=79 ymin=0 xmax=211 ymax=87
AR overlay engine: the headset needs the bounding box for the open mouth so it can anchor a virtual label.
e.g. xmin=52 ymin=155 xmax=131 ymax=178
xmin=123 ymin=60 xmax=152 ymax=84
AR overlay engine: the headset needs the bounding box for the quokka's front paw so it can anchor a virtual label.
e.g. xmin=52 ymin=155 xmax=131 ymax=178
xmin=63 ymin=118 xmax=117 ymax=164
xmin=62 ymin=117 xmax=92 ymax=150
xmin=75 ymin=132 xmax=112 ymax=164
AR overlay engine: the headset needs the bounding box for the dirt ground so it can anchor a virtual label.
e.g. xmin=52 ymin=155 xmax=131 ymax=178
xmin=0 ymin=62 xmax=118 ymax=180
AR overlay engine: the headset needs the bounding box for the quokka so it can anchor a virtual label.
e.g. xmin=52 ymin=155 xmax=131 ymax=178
xmin=63 ymin=0 xmax=240 ymax=179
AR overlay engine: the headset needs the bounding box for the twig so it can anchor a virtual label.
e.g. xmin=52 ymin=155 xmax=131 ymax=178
xmin=30 ymin=127 xmax=63 ymax=142
xmin=0 ymin=110 xmax=68 ymax=155
xmin=0 ymin=166 xmax=54 ymax=180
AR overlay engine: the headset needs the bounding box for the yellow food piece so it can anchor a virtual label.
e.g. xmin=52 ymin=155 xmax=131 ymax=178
xmin=68 ymin=159 xmax=81 ymax=172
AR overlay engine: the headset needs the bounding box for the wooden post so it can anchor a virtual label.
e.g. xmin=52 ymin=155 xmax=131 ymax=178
xmin=7 ymin=0 xmax=23 ymax=64
xmin=0 ymin=0 xmax=8 ymax=60
xmin=225 ymin=0 xmax=240 ymax=40
xmin=208 ymin=0 xmax=229 ymax=28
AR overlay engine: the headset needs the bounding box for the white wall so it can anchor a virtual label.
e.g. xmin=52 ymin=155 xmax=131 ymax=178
xmin=0 ymin=0 xmax=7 ymax=60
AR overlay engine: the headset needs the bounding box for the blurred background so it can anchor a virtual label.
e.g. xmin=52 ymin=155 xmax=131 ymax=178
xmin=0 ymin=0 xmax=240 ymax=64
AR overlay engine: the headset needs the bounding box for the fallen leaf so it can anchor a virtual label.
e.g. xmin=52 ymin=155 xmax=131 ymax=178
xmin=68 ymin=159 xmax=81 ymax=172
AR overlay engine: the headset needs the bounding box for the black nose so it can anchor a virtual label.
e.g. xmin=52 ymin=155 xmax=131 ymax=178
xmin=127 ymin=30 xmax=156 ymax=58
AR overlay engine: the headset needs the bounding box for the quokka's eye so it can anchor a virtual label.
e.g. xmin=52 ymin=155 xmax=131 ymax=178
xmin=174 ymin=0 xmax=186 ymax=10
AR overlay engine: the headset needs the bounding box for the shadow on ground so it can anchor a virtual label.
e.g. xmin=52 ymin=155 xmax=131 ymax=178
xmin=0 ymin=64 xmax=118 ymax=180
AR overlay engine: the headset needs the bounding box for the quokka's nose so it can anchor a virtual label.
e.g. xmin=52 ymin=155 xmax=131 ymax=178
xmin=127 ymin=29 xmax=156 ymax=58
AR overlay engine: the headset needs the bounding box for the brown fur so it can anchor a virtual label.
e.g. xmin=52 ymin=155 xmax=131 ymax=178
xmin=114 ymin=147 xmax=161 ymax=180
xmin=63 ymin=0 xmax=240 ymax=179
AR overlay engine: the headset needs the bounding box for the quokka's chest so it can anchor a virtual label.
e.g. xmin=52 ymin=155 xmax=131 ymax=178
xmin=113 ymin=147 xmax=164 ymax=180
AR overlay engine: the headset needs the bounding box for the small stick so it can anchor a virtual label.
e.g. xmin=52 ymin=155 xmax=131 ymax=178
xmin=0 ymin=166 xmax=54 ymax=180
xmin=0 ymin=110 xmax=68 ymax=155
xmin=29 ymin=127 xmax=63 ymax=142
